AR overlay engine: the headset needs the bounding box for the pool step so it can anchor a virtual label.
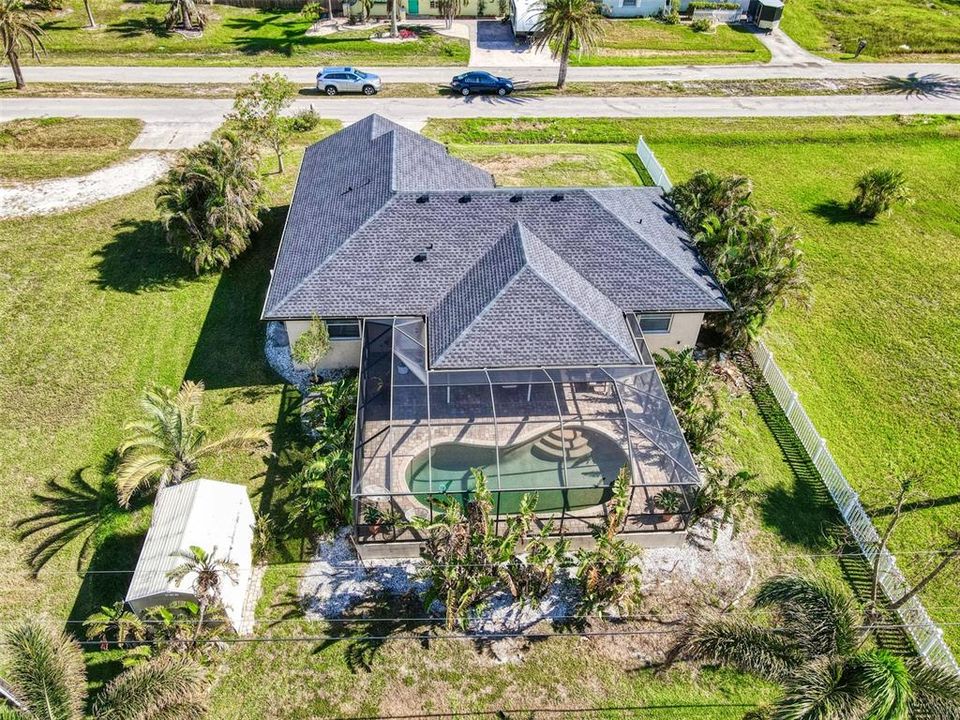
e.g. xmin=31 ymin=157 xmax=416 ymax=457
xmin=532 ymin=428 xmax=593 ymax=461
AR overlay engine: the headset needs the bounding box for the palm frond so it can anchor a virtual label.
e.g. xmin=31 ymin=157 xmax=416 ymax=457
xmin=679 ymin=616 xmax=801 ymax=680
xmin=0 ymin=619 xmax=86 ymax=720
xmin=92 ymin=655 xmax=208 ymax=720
xmin=194 ymin=427 xmax=272 ymax=458
xmin=773 ymin=656 xmax=865 ymax=720
xmin=115 ymin=454 xmax=172 ymax=507
xmin=905 ymin=657 xmax=960 ymax=720
xmin=753 ymin=575 xmax=858 ymax=659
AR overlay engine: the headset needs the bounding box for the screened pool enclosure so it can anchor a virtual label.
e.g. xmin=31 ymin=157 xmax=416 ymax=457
xmin=353 ymin=318 xmax=702 ymax=553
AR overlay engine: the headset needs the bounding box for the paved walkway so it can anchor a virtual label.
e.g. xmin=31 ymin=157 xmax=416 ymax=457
xmin=753 ymin=28 xmax=826 ymax=65
xmin=3 ymin=93 xmax=959 ymax=132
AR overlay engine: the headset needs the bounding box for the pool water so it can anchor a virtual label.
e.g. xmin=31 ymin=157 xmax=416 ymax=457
xmin=405 ymin=426 xmax=628 ymax=514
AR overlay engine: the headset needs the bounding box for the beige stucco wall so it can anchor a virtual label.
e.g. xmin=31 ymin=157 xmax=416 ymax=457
xmin=286 ymin=320 xmax=362 ymax=370
xmin=347 ymin=0 xmax=502 ymax=17
xmin=641 ymin=312 xmax=704 ymax=354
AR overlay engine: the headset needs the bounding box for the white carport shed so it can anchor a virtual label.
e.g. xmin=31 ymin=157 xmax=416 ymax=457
xmin=126 ymin=479 xmax=255 ymax=632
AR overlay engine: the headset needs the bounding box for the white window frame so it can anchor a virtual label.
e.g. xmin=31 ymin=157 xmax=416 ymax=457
xmin=325 ymin=319 xmax=361 ymax=341
xmin=637 ymin=313 xmax=672 ymax=335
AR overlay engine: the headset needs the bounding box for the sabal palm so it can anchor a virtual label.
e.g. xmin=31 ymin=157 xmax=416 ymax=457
xmin=155 ymin=131 xmax=263 ymax=274
xmin=0 ymin=619 xmax=207 ymax=720
xmin=165 ymin=0 xmax=205 ymax=31
xmin=678 ymin=575 xmax=960 ymax=719
xmin=0 ymin=0 xmax=45 ymax=91
xmin=531 ymin=0 xmax=606 ymax=89
xmin=116 ymin=380 xmax=270 ymax=506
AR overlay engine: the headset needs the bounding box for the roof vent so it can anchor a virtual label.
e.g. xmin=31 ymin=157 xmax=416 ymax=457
xmin=551 ymin=193 xmax=564 ymax=202
xmin=510 ymin=194 xmax=522 ymax=203
xmin=458 ymin=194 xmax=472 ymax=204
xmin=416 ymin=194 xmax=429 ymax=204
xmin=413 ymin=251 xmax=428 ymax=263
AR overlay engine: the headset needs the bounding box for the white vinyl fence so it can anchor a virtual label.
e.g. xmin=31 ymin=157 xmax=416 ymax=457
xmin=752 ymin=342 xmax=960 ymax=675
xmin=635 ymin=136 xmax=673 ymax=192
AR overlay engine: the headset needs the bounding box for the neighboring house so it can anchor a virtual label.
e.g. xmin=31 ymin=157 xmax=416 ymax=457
xmin=126 ymin=479 xmax=255 ymax=632
xmin=600 ymin=0 xmax=668 ymax=18
xmin=345 ymin=0 xmax=500 ymax=18
xmin=262 ymin=115 xmax=729 ymax=558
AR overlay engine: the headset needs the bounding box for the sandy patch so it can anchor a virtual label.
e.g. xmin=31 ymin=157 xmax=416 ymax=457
xmin=0 ymin=153 xmax=170 ymax=218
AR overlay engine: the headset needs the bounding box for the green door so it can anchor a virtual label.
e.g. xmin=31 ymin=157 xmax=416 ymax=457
xmin=408 ymin=0 xmax=418 ymax=13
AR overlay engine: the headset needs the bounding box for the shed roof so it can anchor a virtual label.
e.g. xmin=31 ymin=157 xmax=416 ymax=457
xmin=126 ymin=479 xmax=254 ymax=630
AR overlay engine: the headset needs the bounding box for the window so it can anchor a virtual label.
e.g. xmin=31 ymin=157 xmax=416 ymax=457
xmin=326 ymin=320 xmax=361 ymax=340
xmin=637 ymin=313 xmax=672 ymax=334
xmin=622 ymin=0 xmax=637 ymax=5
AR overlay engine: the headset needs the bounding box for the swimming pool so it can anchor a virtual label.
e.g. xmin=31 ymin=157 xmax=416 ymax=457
xmin=405 ymin=426 xmax=628 ymax=514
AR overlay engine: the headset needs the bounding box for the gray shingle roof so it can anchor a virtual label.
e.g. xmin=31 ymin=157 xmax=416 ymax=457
xmin=262 ymin=115 xmax=730 ymax=369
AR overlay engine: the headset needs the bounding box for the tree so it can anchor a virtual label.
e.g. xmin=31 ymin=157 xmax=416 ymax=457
xmin=389 ymin=0 xmax=398 ymax=37
xmin=0 ymin=0 xmax=44 ymax=91
xmin=667 ymin=169 xmax=753 ymax=234
xmin=84 ymin=601 xmax=146 ymax=651
xmin=231 ymin=72 xmax=298 ymax=173
xmin=692 ymin=466 xmax=755 ymax=541
xmin=167 ymin=545 xmax=240 ymax=644
xmin=532 ymin=0 xmax=606 ymax=89
xmin=436 ymin=0 xmax=462 ymax=30
xmin=115 ymin=380 xmax=271 ymax=507
xmin=291 ymin=315 xmax=332 ymax=382
xmin=302 ymin=1 xmax=325 ymax=25
xmin=655 ymin=348 xmax=724 ymax=458
xmin=0 ymin=619 xmax=208 ymax=720
xmin=165 ymin=0 xmax=206 ymax=31
xmin=81 ymin=0 xmax=94 ymax=27
xmin=851 ymin=168 xmax=911 ymax=219
xmin=155 ymin=131 xmax=264 ymax=273
xmin=672 ymin=574 xmax=960 ymax=719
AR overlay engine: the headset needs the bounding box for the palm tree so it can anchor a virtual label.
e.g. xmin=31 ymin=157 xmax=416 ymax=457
xmin=155 ymin=131 xmax=264 ymax=273
xmin=84 ymin=602 xmax=146 ymax=651
xmin=531 ymin=0 xmax=606 ymax=90
xmin=167 ymin=545 xmax=239 ymax=644
xmin=165 ymin=0 xmax=205 ymax=31
xmin=0 ymin=619 xmax=209 ymax=720
xmin=0 ymin=0 xmax=45 ymax=91
xmin=673 ymin=575 xmax=960 ymax=719
xmin=82 ymin=0 xmax=95 ymax=28
xmin=115 ymin=380 xmax=271 ymax=507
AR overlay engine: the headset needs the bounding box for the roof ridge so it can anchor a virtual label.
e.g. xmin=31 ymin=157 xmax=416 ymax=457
xmin=585 ymin=188 xmax=724 ymax=309
xmin=517 ymin=223 xmax=638 ymax=361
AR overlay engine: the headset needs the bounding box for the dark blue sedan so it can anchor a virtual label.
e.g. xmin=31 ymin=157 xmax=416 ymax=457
xmin=450 ymin=71 xmax=514 ymax=96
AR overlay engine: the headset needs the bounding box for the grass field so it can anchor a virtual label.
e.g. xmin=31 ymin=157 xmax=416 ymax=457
xmin=448 ymin=143 xmax=647 ymax=185
xmin=568 ymin=19 xmax=771 ymax=66
xmin=429 ymin=115 xmax=960 ymax=652
xmin=0 ymin=115 xmax=863 ymax=716
xmin=0 ymin=117 xmax=143 ymax=181
xmin=30 ymin=0 xmax=468 ymax=66
xmin=780 ymin=0 xmax=960 ymax=60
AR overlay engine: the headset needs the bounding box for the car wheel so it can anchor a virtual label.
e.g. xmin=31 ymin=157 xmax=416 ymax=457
xmin=461 ymin=87 xmax=470 ymax=96
xmin=324 ymin=85 xmax=338 ymax=96
xmin=362 ymin=85 xmax=376 ymax=96
xmin=497 ymin=87 xmax=507 ymax=96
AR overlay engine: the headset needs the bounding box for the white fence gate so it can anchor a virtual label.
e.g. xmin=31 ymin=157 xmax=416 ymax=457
xmin=752 ymin=342 xmax=959 ymax=675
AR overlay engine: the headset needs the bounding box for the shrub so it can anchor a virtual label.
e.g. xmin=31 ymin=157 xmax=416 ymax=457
xmin=301 ymin=0 xmax=325 ymax=23
xmin=654 ymin=487 xmax=684 ymax=515
xmin=574 ymin=468 xmax=642 ymax=616
xmin=288 ymin=108 xmax=322 ymax=133
xmin=292 ymin=315 xmax=332 ymax=382
xmin=30 ymin=0 xmax=62 ymax=10
xmin=668 ymin=170 xmax=807 ymax=347
xmin=658 ymin=6 xmax=681 ymax=24
xmin=690 ymin=17 xmax=713 ymax=32
xmin=688 ymin=1 xmax=740 ymax=9
xmin=850 ymin=168 xmax=911 ymax=219
xmin=692 ymin=467 xmax=756 ymax=540
xmin=155 ymin=132 xmax=264 ymax=274
xmin=655 ymin=348 xmax=724 ymax=459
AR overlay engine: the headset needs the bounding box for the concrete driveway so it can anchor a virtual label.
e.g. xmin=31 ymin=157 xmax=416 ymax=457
xmin=469 ymin=20 xmax=557 ymax=68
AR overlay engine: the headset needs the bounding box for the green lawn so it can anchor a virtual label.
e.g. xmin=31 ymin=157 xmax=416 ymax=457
xmin=31 ymin=0 xmax=468 ymax=66
xmin=569 ymin=19 xmax=771 ymax=66
xmin=448 ymin=143 xmax=649 ymax=185
xmin=429 ymin=115 xmax=960 ymax=652
xmin=780 ymin=0 xmax=960 ymax=60
xmin=0 ymin=117 xmax=143 ymax=181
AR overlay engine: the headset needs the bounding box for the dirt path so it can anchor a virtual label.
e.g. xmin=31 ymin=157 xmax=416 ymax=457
xmin=0 ymin=152 xmax=170 ymax=219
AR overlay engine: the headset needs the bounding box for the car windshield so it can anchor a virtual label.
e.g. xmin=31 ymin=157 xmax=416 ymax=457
xmin=356 ymin=71 xmax=370 ymax=78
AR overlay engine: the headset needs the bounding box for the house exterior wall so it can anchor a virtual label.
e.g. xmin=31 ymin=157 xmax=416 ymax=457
xmin=600 ymin=0 xmax=667 ymax=17
xmin=286 ymin=320 xmax=363 ymax=370
xmin=641 ymin=312 xmax=704 ymax=354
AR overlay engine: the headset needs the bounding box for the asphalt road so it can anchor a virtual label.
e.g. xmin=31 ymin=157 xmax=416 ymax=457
xmin=3 ymin=94 xmax=959 ymax=132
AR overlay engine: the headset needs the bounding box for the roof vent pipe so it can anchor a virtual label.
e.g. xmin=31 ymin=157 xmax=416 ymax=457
xmin=551 ymin=193 xmax=564 ymax=202
xmin=459 ymin=194 xmax=472 ymax=204
xmin=413 ymin=252 xmax=427 ymax=263
xmin=416 ymin=194 xmax=429 ymax=204
xmin=510 ymin=194 xmax=522 ymax=203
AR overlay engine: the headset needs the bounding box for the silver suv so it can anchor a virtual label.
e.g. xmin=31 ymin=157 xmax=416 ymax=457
xmin=316 ymin=67 xmax=382 ymax=96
